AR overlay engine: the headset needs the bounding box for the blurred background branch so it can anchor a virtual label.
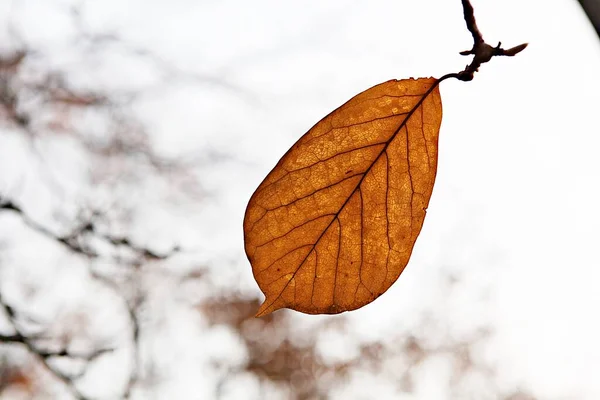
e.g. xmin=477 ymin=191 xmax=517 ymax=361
xmin=1 ymin=0 xmax=598 ymax=399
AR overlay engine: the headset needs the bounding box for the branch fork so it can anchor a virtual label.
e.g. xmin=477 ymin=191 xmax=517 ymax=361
xmin=450 ymin=0 xmax=528 ymax=81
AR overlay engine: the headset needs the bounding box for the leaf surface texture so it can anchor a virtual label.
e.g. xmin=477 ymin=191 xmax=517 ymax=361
xmin=244 ymin=78 xmax=443 ymax=316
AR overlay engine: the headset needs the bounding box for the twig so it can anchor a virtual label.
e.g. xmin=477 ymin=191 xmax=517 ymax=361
xmin=1 ymin=196 xmax=167 ymax=397
xmin=121 ymin=303 xmax=141 ymax=399
xmin=0 ymin=198 xmax=98 ymax=257
xmin=452 ymin=0 xmax=528 ymax=81
xmin=0 ymin=294 xmax=92 ymax=400
xmin=460 ymin=0 xmax=483 ymax=45
xmin=89 ymin=271 xmax=142 ymax=399
xmin=0 ymin=196 xmax=178 ymax=260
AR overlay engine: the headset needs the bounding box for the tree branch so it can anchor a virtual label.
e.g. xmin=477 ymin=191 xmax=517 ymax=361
xmin=460 ymin=0 xmax=483 ymax=45
xmin=89 ymin=271 xmax=143 ymax=399
xmin=0 ymin=293 xmax=93 ymax=400
xmin=452 ymin=0 xmax=528 ymax=81
xmin=0 ymin=196 xmax=178 ymax=261
xmin=1 ymin=196 xmax=161 ymax=398
xmin=121 ymin=303 xmax=141 ymax=399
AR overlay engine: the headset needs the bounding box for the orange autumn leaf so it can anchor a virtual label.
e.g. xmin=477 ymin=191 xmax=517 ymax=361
xmin=244 ymin=77 xmax=443 ymax=316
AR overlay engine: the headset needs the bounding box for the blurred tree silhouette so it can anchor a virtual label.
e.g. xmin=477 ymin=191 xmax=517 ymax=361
xmin=0 ymin=44 xmax=536 ymax=400
xmin=0 ymin=2 xmax=540 ymax=399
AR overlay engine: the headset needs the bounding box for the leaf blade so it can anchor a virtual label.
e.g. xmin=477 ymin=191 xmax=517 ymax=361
xmin=245 ymin=77 xmax=443 ymax=316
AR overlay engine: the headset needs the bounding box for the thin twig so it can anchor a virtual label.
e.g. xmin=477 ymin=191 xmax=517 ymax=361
xmin=453 ymin=0 xmax=528 ymax=81
xmin=121 ymin=304 xmax=141 ymax=399
xmin=0 ymin=197 xmax=178 ymax=260
xmin=0 ymin=294 xmax=91 ymax=400
xmin=1 ymin=196 xmax=166 ymax=398
xmin=460 ymin=0 xmax=483 ymax=45
xmin=89 ymin=271 xmax=142 ymax=399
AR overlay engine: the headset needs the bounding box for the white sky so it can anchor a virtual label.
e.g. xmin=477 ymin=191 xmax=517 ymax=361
xmin=1 ymin=0 xmax=600 ymax=399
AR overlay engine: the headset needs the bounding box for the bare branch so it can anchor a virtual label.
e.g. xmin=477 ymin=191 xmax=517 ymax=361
xmin=0 ymin=196 xmax=178 ymax=261
xmin=461 ymin=0 xmax=484 ymax=45
xmin=89 ymin=271 xmax=143 ymax=399
xmin=0 ymin=293 xmax=91 ymax=400
xmin=447 ymin=0 xmax=528 ymax=81
xmin=121 ymin=304 xmax=141 ymax=399
xmin=0 ymin=333 xmax=25 ymax=342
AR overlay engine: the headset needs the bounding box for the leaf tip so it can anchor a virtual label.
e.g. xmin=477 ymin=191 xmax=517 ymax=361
xmin=255 ymin=297 xmax=279 ymax=318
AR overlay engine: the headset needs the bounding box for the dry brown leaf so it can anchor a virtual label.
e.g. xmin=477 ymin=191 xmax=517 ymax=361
xmin=244 ymin=77 xmax=442 ymax=316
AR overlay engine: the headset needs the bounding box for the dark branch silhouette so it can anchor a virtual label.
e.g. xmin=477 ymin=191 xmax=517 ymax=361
xmin=0 ymin=42 xmax=188 ymax=398
xmin=0 ymin=293 xmax=100 ymax=400
xmin=0 ymin=197 xmax=177 ymax=260
xmin=451 ymin=0 xmax=528 ymax=81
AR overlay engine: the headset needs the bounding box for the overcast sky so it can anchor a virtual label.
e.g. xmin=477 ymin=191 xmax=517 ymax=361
xmin=1 ymin=0 xmax=600 ymax=399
